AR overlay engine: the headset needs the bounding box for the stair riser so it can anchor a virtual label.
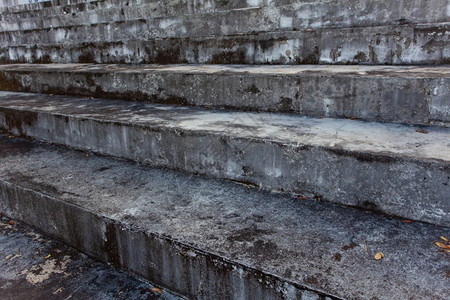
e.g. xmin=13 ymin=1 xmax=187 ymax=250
xmin=1 ymin=68 xmax=448 ymax=126
xmin=1 ymin=108 xmax=448 ymax=226
xmin=2 ymin=0 xmax=448 ymax=33
xmin=2 ymin=24 xmax=449 ymax=65
xmin=0 ymin=0 xmax=280 ymax=14
xmin=0 ymin=180 xmax=335 ymax=300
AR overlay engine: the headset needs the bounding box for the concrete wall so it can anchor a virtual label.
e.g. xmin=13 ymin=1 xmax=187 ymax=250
xmin=0 ymin=0 xmax=449 ymax=64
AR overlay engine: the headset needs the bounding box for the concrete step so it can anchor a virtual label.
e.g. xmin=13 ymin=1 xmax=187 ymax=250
xmin=2 ymin=23 xmax=448 ymax=65
xmin=0 ymin=64 xmax=448 ymax=126
xmin=0 ymin=134 xmax=448 ymax=299
xmin=0 ymin=0 xmax=52 ymax=9
xmin=0 ymin=0 xmax=262 ymax=14
xmin=4 ymin=0 xmax=446 ymax=26
xmin=0 ymin=0 xmax=101 ymax=10
xmin=0 ymin=91 xmax=448 ymax=226
xmin=2 ymin=0 xmax=448 ymax=33
xmin=0 ymin=215 xmax=184 ymax=300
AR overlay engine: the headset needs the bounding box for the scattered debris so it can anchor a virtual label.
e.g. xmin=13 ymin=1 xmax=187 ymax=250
xmin=374 ymin=252 xmax=384 ymax=260
xmin=415 ymin=129 xmax=428 ymax=134
xmin=44 ymin=254 xmax=51 ymax=259
xmin=348 ymin=117 xmax=356 ymax=120
xmin=356 ymin=238 xmax=368 ymax=252
xmin=53 ymin=287 xmax=64 ymax=295
xmin=151 ymin=287 xmax=163 ymax=294
xmin=402 ymin=220 xmax=413 ymax=223
xmin=435 ymin=236 xmax=450 ymax=253
xmin=298 ymin=196 xmax=307 ymax=200
xmin=8 ymin=220 xmax=15 ymax=225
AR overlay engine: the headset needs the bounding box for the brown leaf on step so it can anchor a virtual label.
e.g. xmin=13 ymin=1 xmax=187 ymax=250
xmin=374 ymin=252 xmax=384 ymax=260
xmin=415 ymin=129 xmax=428 ymax=134
xmin=298 ymin=196 xmax=307 ymax=200
xmin=151 ymin=287 xmax=163 ymax=294
xmin=435 ymin=242 xmax=450 ymax=249
xmin=348 ymin=117 xmax=356 ymax=120
xmin=8 ymin=221 xmax=15 ymax=225
xmin=402 ymin=220 xmax=413 ymax=223
xmin=440 ymin=236 xmax=448 ymax=242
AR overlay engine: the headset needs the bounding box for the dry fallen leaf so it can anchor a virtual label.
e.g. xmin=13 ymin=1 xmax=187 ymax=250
xmin=435 ymin=242 xmax=450 ymax=249
xmin=434 ymin=237 xmax=450 ymax=253
xmin=151 ymin=287 xmax=163 ymax=294
xmin=85 ymin=154 xmax=89 ymax=157
xmin=8 ymin=221 xmax=15 ymax=225
xmin=402 ymin=220 xmax=413 ymax=223
xmin=43 ymin=254 xmax=51 ymax=259
xmin=348 ymin=117 xmax=356 ymax=120
xmin=374 ymin=252 xmax=384 ymax=260
xmin=298 ymin=196 xmax=307 ymax=200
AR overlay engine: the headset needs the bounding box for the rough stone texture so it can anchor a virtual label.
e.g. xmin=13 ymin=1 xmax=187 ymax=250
xmin=0 ymin=215 xmax=184 ymax=300
xmin=0 ymin=134 xmax=449 ymax=299
xmin=0 ymin=63 xmax=449 ymax=126
xmin=1 ymin=23 xmax=448 ymax=65
xmin=2 ymin=0 xmax=449 ymax=32
xmin=0 ymin=92 xmax=449 ymax=226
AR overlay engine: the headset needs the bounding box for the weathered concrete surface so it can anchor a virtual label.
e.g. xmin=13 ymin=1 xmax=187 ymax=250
xmin=0 ymin=63 xmax=448 ymax=126
xmin=0 ymin=215 xmax=184 ymax=300
xmin=2 ymin=0 xmax=449 ymax=32
xmin=1 ymin=24 xmax=449 ymax=65
xmin=0 ymin=0 xmax=51 ymax=9
xmin=0 ymin=92 xmax=449 ymax=225
xmin=0 ymin=134 xmax=449 ymax=299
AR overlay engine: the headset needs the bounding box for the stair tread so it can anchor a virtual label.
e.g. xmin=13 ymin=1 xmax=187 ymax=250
xmin=0 ymin=91 xmax=448 ymax=162
xmin=0 ymin=134 xmax=448 ymax=299
xmin=2 ymin=63 xmax=449 ymax=126
xmin=1 ymin=0 xmax=447 ymax=32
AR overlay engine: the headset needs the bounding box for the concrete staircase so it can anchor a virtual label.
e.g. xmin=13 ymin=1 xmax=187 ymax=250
xmin=0 ymin=0 xmax=449 ymax=299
